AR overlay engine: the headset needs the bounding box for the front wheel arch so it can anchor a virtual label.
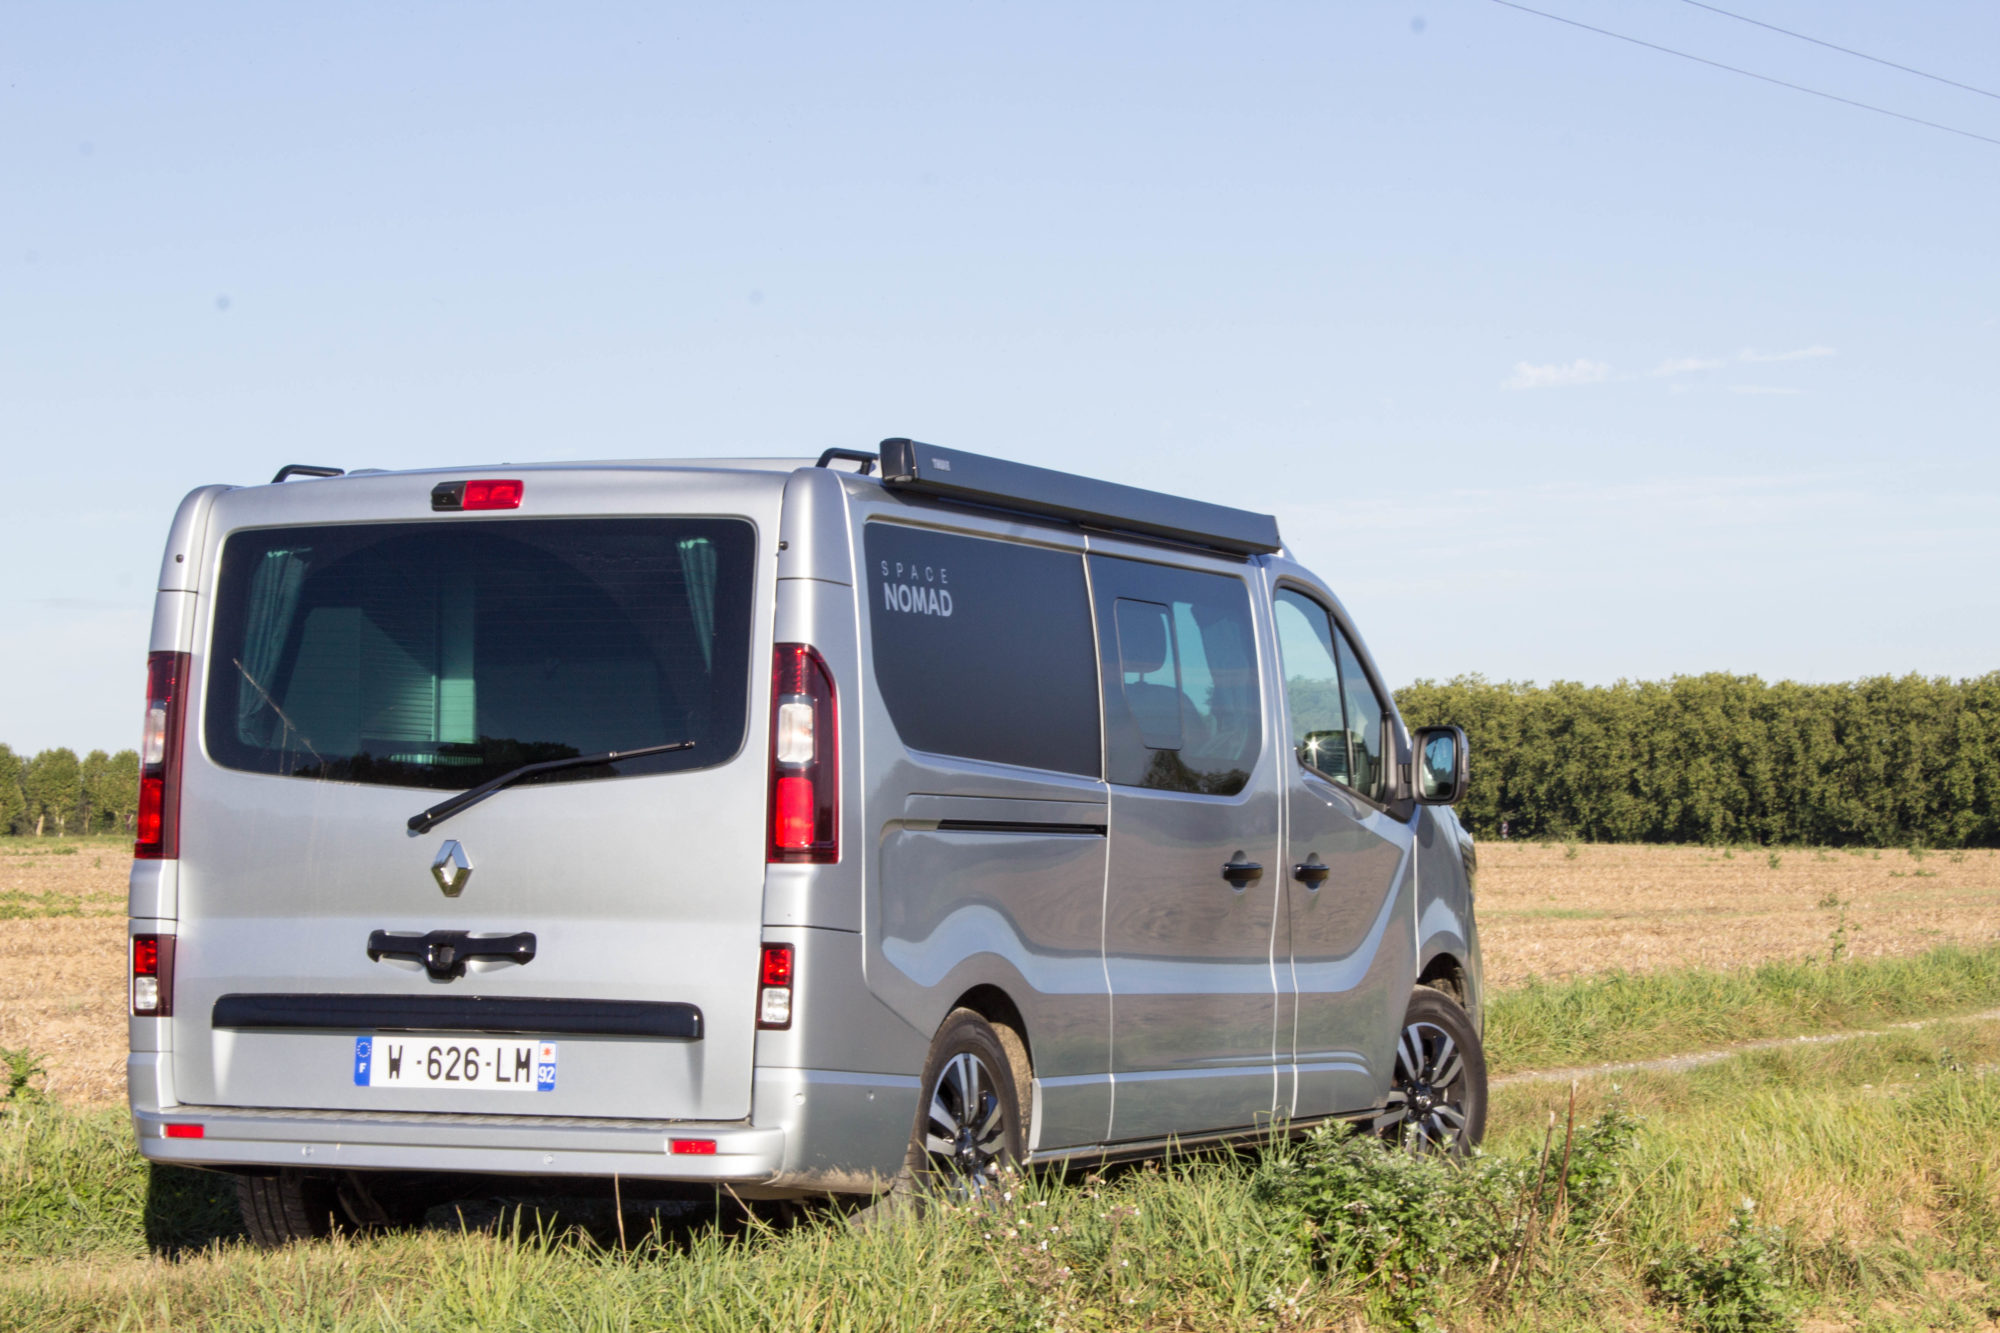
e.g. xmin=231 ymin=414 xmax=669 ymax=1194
xmin=1384 ymin=986 xmax=1489 ymax=1154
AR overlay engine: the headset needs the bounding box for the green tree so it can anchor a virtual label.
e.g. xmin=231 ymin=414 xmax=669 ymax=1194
xmin=101 ymin=749 xmax=141 ymax=834
xmin=1395 ymin=672 xmax=2000 ymax=848
xmin=0 ymin=745 xmax=25 ymax=836
xmin=79 ymin=749 xmax=112 ymax=833
xmin=23 ymin=748 xmax=81 ymax=837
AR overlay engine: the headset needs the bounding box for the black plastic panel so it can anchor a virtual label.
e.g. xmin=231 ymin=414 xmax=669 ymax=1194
xmin=212 ymin=993 xmax=704 ymax=1040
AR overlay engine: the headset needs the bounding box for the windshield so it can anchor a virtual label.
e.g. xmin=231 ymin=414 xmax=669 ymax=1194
xmin=204 ymin=517 xmax=755 ymax=789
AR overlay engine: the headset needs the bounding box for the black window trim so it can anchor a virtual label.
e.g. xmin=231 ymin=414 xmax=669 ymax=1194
xmin=1272 ymin=576 xmax=1400 ymax=815
xmin=200 ymin=513 xmax=765 ymax=788
xmin=862 ymin=515 xmax=1105 ymax=781
xmin=1091 ymin=550 xmax=1269 ymax=802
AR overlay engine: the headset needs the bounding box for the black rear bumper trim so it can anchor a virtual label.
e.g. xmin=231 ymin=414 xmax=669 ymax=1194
xmin=212 ymin=993 xmax=703 ymax=1041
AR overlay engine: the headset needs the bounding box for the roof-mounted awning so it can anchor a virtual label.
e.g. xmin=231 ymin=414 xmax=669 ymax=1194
xmin=866 ymin=438 xmax=1282 ymax=557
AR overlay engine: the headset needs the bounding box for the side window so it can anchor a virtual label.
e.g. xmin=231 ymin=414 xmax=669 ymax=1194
xmin=1273 ymin=589 xmax=1349 ymax=783
xmin=1093 ymin=556 xmax=1261 ymax=796
xmin=1334 ymin=629 xmax=1387 ymax=803
xmin=864 ymin=524 xmax=1101 ymax=777
xmin=1274 ymin=587 xmax=1389 ymax=803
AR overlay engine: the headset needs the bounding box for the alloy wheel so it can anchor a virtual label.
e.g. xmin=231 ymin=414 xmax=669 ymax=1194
xmin=922 ymin=1050 xmax=1008 ymax=1193
xmin=1384 ymin=1018 xmax=1470 ymax=1151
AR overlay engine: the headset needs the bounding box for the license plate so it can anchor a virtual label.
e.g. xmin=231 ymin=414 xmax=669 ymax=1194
xmin=352 ymin=1036 xmax=556 ymax=1091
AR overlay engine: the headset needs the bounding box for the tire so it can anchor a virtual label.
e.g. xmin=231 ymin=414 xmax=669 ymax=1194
xmin=235 ymin=1170 xmax=344 ymax=1248
xmin=1384 ymin=987 xmax=1488 ymax=1155
xmin=235 ymin=1169 xmax=437 ymax=1247
xmin=898 ymin=1009 xmax=1030 ymax=1204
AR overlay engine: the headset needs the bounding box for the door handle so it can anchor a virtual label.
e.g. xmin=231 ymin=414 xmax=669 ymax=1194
xmin=367 ymin=930 xmax=536 ymax=982
xmin=1294 ymin=854 xmax=1331 ymax=888
xmin=1220 ymin=853 xmax=1264 ymax=889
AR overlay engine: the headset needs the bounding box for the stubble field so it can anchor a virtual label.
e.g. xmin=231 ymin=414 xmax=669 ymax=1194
xmin=4 ymin=835 xmax=1998 ymax=1109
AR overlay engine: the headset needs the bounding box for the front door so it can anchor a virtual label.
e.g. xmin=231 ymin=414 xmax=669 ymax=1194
xmin=1093 ymin=552 xmax=1282 ymax=1141
xmin=1270 ymin=584 xmax=1414 ymax=1120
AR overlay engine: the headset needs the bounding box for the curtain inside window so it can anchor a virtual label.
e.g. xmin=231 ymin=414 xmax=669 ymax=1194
xmin=678 ymin=537 xmax=718 ymax=670
xmin=235 ymin=547 xmax=310 ymax=747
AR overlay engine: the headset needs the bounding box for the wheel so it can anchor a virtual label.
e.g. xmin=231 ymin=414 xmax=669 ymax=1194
xmin=1383 ymin=987 xmax=1487 ymax=1154
xmin=904 ymin=1009 xmax=1029 ymax=1202
xmin=235 ymin=1170 xmax=436 ymax=1246
xmin=235 ymin=1170 xmax=344 ymax=1247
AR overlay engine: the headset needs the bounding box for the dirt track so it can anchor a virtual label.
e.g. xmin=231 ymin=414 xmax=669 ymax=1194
xmin=4 ymin=837 xmax=1998 ymax=1107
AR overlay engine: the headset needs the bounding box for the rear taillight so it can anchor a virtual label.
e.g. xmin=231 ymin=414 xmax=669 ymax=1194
xmin=757 ymin=942 xmax=795 ymax=1030
xmin=766 ymin=644 xmax=837 ymax=863
xmin=132 ymin=933 xmax=175 ymax=1017
xmin=135 ymin=651 xmax=189 ymax=860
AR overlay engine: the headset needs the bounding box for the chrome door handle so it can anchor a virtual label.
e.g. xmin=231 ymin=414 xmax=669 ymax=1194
xmin=1294 ymin=854 xmax=1330 ymax=888
xmin=1220 ymin=854 xmax=1264 ymax=889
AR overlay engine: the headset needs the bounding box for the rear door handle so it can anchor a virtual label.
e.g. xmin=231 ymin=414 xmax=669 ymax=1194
xmin=1220 ymin=853 xmax=1264 ymax=889
xmin=367 ymin=930 xmax=536 ymax=982
xmin=1294 ymin=854 xmax=1331 ymax=888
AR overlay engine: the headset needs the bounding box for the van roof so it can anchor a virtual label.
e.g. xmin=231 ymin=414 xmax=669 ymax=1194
xmin=268 ymin=457 xmax=822 ymax=487
xmin=259 ymin=442 xmax=1283 ymax=557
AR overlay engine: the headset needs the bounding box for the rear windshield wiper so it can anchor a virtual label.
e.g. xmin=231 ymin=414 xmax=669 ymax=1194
xmin=407 ymin=741 xmax=695 ymax=834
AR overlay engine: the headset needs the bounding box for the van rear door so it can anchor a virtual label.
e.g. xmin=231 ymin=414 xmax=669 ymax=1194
xmin=168 ymin=473 xmax=775 ymax=1122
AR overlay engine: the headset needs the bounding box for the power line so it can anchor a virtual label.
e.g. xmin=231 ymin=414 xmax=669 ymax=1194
xmin=1487 ymin=0 xmax=2000 ymax=149
xmin=1676 ymin=0 xmax=2000 ymax=103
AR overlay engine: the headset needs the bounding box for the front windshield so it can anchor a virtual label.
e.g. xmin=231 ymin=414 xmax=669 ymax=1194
xmin=205 ymin=517 xmax=754 ymax=790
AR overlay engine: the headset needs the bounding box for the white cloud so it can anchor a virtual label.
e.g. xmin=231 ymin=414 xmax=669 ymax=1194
xmin=1730 ymin=384 xmax=1803 ymax=395
xmin=1502 ymin=358 xmax=1611 ymax=390
xmin=1738 ymin=345 xmax=1836 ymax=363
xmin=1649 ymin=356 xmax=1725 ymax=377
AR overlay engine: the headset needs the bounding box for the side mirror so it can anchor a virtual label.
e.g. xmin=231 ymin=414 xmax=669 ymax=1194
xmin=1412 ymin=725 xmax=1468 ymax=805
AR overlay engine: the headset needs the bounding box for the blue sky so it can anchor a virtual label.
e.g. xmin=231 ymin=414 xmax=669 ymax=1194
xmin=5 ymin=1 xmax=1996 ymax=755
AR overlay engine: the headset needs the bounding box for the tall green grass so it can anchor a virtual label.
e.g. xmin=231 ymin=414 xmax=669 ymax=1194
xmin=1487 ymin=941 xmax=2000 ymax=1074
xmin=8 ymin=1021 xmax=2000 ymax=1331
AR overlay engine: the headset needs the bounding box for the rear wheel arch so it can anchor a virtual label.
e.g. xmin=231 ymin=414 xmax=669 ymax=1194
xmin=948 ymin=984 xmax=1031 ymax=1064
xmin=944 ymin=985 xmax=1033 ymax=1141
xmin=1417 ymin=952 xmax=1468 ymax=1006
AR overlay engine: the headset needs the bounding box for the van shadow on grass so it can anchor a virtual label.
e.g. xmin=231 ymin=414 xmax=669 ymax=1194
xmin=142 ymin=1164 xmax=244 ymax=1256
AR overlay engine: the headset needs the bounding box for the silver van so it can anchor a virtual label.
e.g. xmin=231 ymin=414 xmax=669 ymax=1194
xmin=128 ymin=440 xmax=1483 ymax=1243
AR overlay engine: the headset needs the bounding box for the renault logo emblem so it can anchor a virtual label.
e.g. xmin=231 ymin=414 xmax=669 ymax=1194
xmin=431 ymin=840 xmax=472 ymax=897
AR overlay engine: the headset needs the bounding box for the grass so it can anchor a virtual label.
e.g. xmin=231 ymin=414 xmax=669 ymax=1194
xmin=6 ymin=1022 xmax=2000 ymax=1330
xmin=1486 ymin=941 xmax=2000 ymax=1074
xmin=0 ymin=833 xmax=130 ymax=857
xmin=0 ymin=889 xmax=120 ymax=920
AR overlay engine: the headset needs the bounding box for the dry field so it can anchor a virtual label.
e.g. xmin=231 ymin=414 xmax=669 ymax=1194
xmin=5 ymin=837 xmax=2000 ymax=1107
xmin=1478 ymin=841 xmax=2000 ymax=986
xmin=0 ymin=839 xmax=127 ymax=1107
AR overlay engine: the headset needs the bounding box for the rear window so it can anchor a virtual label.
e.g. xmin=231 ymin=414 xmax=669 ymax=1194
xmin=864 ymin=523 xmax=1100 ymax=777
xmin=205 ymin=518 xmax=755 ymax=789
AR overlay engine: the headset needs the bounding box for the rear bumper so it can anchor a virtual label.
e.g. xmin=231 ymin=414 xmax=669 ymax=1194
xmin=134 ymin=1103 xmax=786 ymax=1182
xmin=129 ymin=1054 xmax=916 ymax=1193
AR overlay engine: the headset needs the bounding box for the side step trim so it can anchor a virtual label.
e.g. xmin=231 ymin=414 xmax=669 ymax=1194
xmin=212 ymin=993 xmax=703 ymax=1040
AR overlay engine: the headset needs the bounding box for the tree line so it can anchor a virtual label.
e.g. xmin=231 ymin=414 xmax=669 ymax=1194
xmin=1394 ymin=672 xmax=2000 ymax=847
xmin=10 ymin=670 xmax=1999 ymax=846
xmin=0 ymin=745 xmax=141 ymax=837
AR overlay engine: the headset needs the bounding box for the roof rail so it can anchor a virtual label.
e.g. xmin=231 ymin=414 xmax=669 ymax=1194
xmin=876 ymin=438 xmax=1281 ymax=557
xmin=272 ymin=464 xmax=345 ymax=484
xmin=814 ymin=448 xmax=876 ymax=475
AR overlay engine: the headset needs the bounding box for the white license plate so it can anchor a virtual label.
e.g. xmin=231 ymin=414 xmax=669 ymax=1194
xmin=352 ymin=1036 xmax=556 ymax=1091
